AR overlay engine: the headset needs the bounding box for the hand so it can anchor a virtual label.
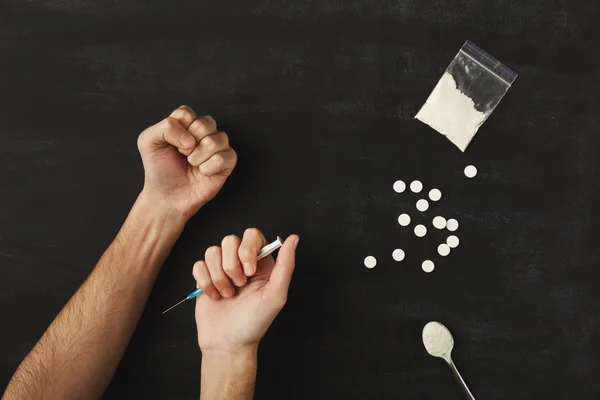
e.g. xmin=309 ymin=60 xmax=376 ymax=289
xmin=193 ymin=229 xmax=299 ymax=354
xmin=137 ymin=105 xmax=237 ymax=219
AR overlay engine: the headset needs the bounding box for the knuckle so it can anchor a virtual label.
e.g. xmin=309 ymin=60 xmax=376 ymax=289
xmin=200 ymin=115 xmax=217 ymax=131
xmin=186 ymin=153 xmax=197 ymax=166
xmin=213 ymin=277 xmax=230 ymax=289
xmin=222 ymin=267 xmax=234 ymax=276
xmin=164 ymin=117 xmax=178 ymax=131
xmin=211 ymin=153 xmax=225 ymax=167
xmin=245 ymin=227 xmax=261 ymax=238
xmin=192 ymin=261 xmax=203 ymax=276
xmin=238 ymin=246 xmax=252 ymax=261
xmin=222 ymin=150 xmax=237 ymax=174
xmin=223 ymin=263 xmax=239 ymax=274
xmin=218 ymin=131 xmax=230 ymax=147
xmin=170 ymin=108 xmax=183 ymax=118
xmin=222 ymin=234 xmax=240 ymax=247
xmin=193 ymin=117 xmax=211 ymax=134
xmin=175 ymin=106 xmax=195 ymax=121
xmin=205 ymin=246 xmax=221 ymax=259
xmin=197 ymin=278 xmax=213 ymax=291
xmin=178 ymin=104 xmax=194 ymax=114
xmin=201 ymin=136 xmax=217 ymax=152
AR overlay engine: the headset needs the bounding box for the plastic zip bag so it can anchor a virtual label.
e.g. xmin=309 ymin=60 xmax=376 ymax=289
xmin=415 ymin=40 xmax=518 ymax=151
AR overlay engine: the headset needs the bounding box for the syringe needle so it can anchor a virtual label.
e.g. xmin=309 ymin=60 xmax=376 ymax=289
xmin=162 ymin=298 xmax=188 ymax=314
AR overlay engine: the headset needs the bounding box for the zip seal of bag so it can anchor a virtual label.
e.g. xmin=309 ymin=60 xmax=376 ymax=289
xmin=415 ymin=40 xmax=518 ymax=152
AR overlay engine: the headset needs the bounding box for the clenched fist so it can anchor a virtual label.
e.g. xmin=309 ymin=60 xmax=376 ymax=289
xmin=194 ymin=229 xmax=299 ymax=354
xmin=137 ymin=105 xmax=237 ymax=219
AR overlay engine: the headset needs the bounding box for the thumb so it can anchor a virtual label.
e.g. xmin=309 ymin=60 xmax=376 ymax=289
xmin=265 ymin=235 xmax=299 ymax=300
xmin=137 ymin=117 xmax=197 ymax=156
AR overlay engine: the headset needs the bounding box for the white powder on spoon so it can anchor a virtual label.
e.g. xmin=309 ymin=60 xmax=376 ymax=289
xmin=415 ymin=72 xmax=487 ymax=152
xmin=422 ymin=321 xmax=453 ymax=357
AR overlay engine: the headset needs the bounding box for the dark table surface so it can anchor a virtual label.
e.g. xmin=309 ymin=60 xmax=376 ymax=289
xmin=1 ymin=1 xmax=600 ymax=399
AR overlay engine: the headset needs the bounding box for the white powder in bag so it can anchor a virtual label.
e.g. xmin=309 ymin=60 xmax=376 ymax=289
xmin=415 ymin=72 xmax=488 ymax=152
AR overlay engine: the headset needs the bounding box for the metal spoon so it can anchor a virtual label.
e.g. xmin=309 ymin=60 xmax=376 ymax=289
xmin=422 ymin=321 xmax=475 ymax=400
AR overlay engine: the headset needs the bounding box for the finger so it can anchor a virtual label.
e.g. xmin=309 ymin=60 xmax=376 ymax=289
xmin=199 ymin=149 xmax=237 ymax=177
xmin=264 ymin=235 xmax=299 ymax=305
xmin=137 ymin=117 xmax=196 ymax=154
xmin=238 ymin=228 xmax=268 ymax=277
xmin=192 ymin=261 xmax=220 ymax=300
xmin=169 ymin=105 xmax=198 ymax=129
xmin=188 ymin=115 xmax=217 ymax=142
xmin=205 ymin=246 xmax=235 ymax=298
xmin=221 ymin=235 xmax=246 ymax=287
xmin=187 ymin=131 xmax=230 ymax=167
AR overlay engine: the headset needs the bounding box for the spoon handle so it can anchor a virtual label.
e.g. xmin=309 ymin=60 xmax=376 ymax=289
xmin=447 ymin=358 xmax=475 ymax=400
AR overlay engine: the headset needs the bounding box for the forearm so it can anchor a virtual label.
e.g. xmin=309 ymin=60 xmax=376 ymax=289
xmin=3 ymin=192 xmax=187 ymax=400
xmin=200 ymin=348 xmax=258 ymax=400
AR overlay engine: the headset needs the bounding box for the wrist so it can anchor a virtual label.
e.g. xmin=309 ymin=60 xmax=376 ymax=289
xmin=201 ymin=345 xmax=258 ymax=363
xmin=201 ymin=347 xmax=257 ymax=398
xmin=136 ymin=189 xmax=191 ymax=228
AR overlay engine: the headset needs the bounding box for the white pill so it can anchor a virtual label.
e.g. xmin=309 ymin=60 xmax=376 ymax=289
xmin=464 ymin=165 xmax=477 ymax=178
xmin=393 ymin=180 xmax=406 ymax=193
xmin=432 ymin=216 xmax=447 ymax=229
xmin=416 ymin=199 xmax=429 ymax=212
xmin=437 ymin=243 xmax=451 ymax=257
xmin=398 ymin=213 xmax=411 ymax=226
xmin=447 ymin=235 xmax=460 ymax=248
xmin=422 ymin=260 xmax=435 ymax=273
xmin=410 ymin=180 xmax=423 ymax=193
xmin=364 ymin=256 xmax=377 ymax=269
xmin=447 ymin=219 xmax=459 ymax=231
xmin=414 ymin=224 xmax=427 ymax=237
xmin=428 ymin=188 xmax=442 ymax=202
xmin=392 ymin=249 xmax=405 ymax=262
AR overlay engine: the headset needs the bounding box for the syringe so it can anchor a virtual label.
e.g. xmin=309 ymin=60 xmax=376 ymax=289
xmin=162 ymin=237 xmax=283 ymax=314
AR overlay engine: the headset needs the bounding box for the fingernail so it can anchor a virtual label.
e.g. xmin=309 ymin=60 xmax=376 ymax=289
xmin=293 ymin=238 xmax=299 ymax=250
xmin=180 ymin=133 xmax=195 ymax=148
xmin=209 ymin=292 xmax=220 ymax=300
xmin=243 ymin=262 xmax=254 ymax=276
xmin=222 ymin=287 xmax=235 ymax=298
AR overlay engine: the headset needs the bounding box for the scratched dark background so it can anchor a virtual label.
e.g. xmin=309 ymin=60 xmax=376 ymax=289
xmin=1 ymin=0 xmax=600 ymax=399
